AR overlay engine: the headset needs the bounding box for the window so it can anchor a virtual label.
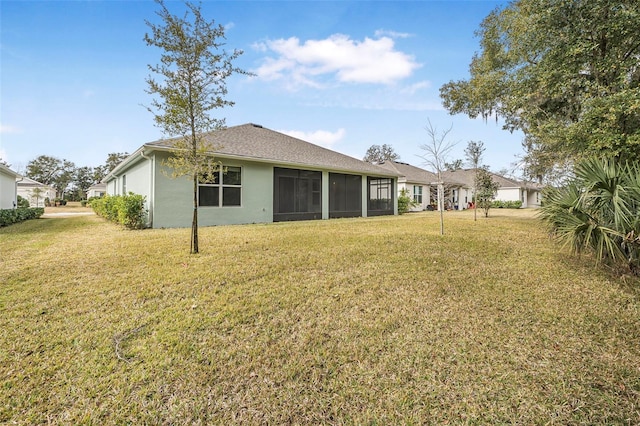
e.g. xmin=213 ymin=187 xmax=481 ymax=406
xmin=329 ymin=173 xmax=362 ymax=218
xmin=198 ymin=166 xmax=242 ymax=207
xmin=413 ymin=185 xmax=423 ymax=204
xmin=273 ymin=168 xmax=321 ymax=221
xmin=368 ymin=177 xmax=393 ymax=215
xmin=122 ymin=175 xmax=127 ymax=195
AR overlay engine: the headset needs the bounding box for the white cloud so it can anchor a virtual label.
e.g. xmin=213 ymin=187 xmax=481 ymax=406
xmin=400 ymin=80 xmax=431 ymax=95
xmin=0 ymin=124 xmax=21 ymax=134
xmin=83 ymin=89 xmax=95 ymax=98
xmin=253 ymin=34 xmax=421 ymax=88
xmin=279 ymin=128 xmax=346 ymax=148
xmin=374 ymin=29 xmax=412 ymax=39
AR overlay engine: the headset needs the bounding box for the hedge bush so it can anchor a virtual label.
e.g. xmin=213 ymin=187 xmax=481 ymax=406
xmin=0 ymin=208 xmax=45 ymax=227
xmin=398 ymin=188 xmax=417 ymax=214
xmin=91 ymin=193 xmax=147 ymax=229
xmin=491 ymin=200 xmax=523 ymax=209
xmin=17 ymin=195 xmax=30 ymax=208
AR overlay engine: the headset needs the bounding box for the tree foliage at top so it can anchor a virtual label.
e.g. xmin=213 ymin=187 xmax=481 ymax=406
xmin=363 ymin=144 xmax=400 ymax=164
xmin=72 ymin=167 xmax=96 ymax=200
xmin=94 ymin=152 xmax=129 ymax=182
xmin=26 ymin=155 xmax=76 ymax=198
xmin=440 ymin=0 xmax=640 ymax=179
xmin=444 ymin=159 xmax=463 ymax=171
xmin=144 ymin=0 xmax=249 ymax=253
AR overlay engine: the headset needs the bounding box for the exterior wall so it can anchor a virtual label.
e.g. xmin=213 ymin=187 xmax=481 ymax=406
xmin=17 ymin=185 xmax=55 ymax=207
xmin=445 ymin=185 xmax=466 ymax=210
xmin=527 ymin=189 xmax=541 ymax=208
xmin=396 ymin=180 xmax=430 ymax=211
xmin=496 ymin=187 xmax=521 ymax=203
xmin=87 ymin=189 xmax=106 ymax=198
xmin=152 ymin=153 xmax=273 ymax=228
xmin=410 ymin=183 xmax=429 ymax=211
xmin=87 ymin=185 xmax=107 ymax=198
xmin=0 ymin=170 xmax=17 ymax=209
xmin=106 ymin=179 xmax=117 ymax=196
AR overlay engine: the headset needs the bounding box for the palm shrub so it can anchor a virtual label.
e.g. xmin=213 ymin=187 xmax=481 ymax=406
xmin=539 ymin=157 xmax=640 ymax=275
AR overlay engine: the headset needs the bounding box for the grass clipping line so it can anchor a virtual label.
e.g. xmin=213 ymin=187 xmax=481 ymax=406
xmin=113 ymin=324 xmax=147 ymax=364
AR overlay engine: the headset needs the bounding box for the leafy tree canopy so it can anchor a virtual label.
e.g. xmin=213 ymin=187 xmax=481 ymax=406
xmin=73 ymin=166 xmax=95 ymax=197
xmin=440 ymin=0 xmax=640 ymax=179
xmin=94 ymin=152 xmax=129 ymax=182
xmin=444 ymin=159 xmax=463 ymax=171
xmin=476 ymin=168 xmax=500 ymax=218
xmin=26 ymin=155 xmax=75 ymax=198
xmin=363 ymin=144 xmax=400 ymax=164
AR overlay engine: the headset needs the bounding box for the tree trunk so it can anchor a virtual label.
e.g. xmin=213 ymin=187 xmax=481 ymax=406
xmin=438 ymin=182 xmax=444 ymax=236
xmin=191 ymin=173 xmax=199 ymax=254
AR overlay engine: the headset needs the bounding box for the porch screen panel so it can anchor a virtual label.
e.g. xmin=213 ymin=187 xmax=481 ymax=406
xmin=274 ymin=167 xmax=322 ymax=221
xmin=367 ymin=177 xmax=394 ymax=216
xmin=329 ymin=173 xmax=361 ymax=218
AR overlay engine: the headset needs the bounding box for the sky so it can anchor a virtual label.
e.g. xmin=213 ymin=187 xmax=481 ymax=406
xmin=0 ymin=0 xmax=524 ymax=175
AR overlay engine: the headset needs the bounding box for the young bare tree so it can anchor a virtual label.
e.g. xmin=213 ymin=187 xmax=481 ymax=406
xmin=417 ymin=119 xmax=458 ymax=235
xmin=464 ymin=140 xmax=485 ymax=221
xmin=145 ymin=0 xmax=249 ymax=253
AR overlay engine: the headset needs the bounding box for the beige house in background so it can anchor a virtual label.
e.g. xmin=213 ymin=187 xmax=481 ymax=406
xmin=375 ymin=162 xmax=544 ymax=212
xmin=0 ymin=163 xmax=20 ymax=209
xmin=17 ymin=177 xmax=56 ymax=207
xmin=377 ymin=161 xmax=438 ymax=211
xmin=87 ymin=183 xmax=107 ymax=198
xmin=442 ymin=168 xmax=543 ymax=209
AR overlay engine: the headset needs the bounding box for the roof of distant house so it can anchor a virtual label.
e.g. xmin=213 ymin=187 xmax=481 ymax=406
xmin=87 ymin=183 xmax=107 ymax=190
xmin=376 ymin=161 xmax=438 ymax=184
xmin=16 ymin=176 xmax=53 ymax=188
xmin=138 ymin=123 xmax=400 ymax=177
xmin=442 ymin=168 xmax=542 ymax=189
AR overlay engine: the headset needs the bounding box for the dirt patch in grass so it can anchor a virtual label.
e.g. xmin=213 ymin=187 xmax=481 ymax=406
xmin=1 ymin=211 xmax=639 ymax=424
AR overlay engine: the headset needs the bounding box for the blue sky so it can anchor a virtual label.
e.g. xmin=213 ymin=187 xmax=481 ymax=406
xmin=1 ymin=0 xmax=523 ymax=174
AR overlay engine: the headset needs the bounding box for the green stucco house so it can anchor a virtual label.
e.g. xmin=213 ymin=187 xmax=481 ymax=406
xmin=104 ymin=123 xmax=400 ymax=228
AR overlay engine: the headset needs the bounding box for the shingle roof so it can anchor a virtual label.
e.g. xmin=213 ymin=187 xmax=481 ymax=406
xmin=441 ymin=169 xmax=526 ymax=188
xmin=145 ymin=123 xmax=399 ymax=177
xmin=16 ymin=177 xmax=53 ymax=188
xmin=376 ymin=161 xmax=438 ymax=184
xmin=0 ymin=163 xmax=20 ymax=178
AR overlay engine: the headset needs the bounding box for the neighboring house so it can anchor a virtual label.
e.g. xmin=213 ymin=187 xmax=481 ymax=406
xmin=104 ymin=123 xmax=400 ymax=228
xmin=0 ymin=164 xmax=20 ymax=209
xmin=87 ymin=183 xmax=107 ymax=199
xmin=377 ymin=161 xmax=438 ymax=211
xmin=17 ymin=177 xmax=56 ymax=207
xmin=442 ymin=169 xmax=543 ymax=209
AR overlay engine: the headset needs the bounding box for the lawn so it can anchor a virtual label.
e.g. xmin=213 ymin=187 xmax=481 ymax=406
xmin=1 ymin=209 xmax=639 ymax=424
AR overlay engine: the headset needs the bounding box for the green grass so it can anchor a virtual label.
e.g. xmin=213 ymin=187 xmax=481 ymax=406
xmin=1 ymin=210 xmax=639 ymax=424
